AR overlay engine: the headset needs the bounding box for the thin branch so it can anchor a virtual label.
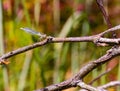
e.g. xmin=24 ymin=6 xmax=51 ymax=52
xmin=77 ymin=81 xmax=107 ymax=91
xmin=98 ymin=81 xmax=120 ymax=89
xmin=96 ymin=0 xmax=117 ymax=38
xmin=0 ymin=38 xmax=49 ymax=64
xmin=89 ymin=68 xmax=111 ymax=85
xmin=99 ymin=24 xmax=120 ymax=36
xmin=79 ymin=81 xmax=120 ymax=91
xmin=96 ymin=0 xmax=112 ymax=28
xmin=77 ymin=81 xmax=97 ymax=91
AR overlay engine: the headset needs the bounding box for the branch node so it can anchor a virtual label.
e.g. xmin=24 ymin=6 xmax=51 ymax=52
xmin=47 ymin=36 xmax=54 ymax=42
xmin=93 ymin=36 xmax=108 ymax=46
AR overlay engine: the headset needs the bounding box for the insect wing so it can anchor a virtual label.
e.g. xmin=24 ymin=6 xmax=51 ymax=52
xmin=20 ymin=27 xmax=40 ymax=36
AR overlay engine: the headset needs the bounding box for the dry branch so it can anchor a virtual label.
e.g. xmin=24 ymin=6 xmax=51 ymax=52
xmin=77 ymin=81 xmax=107 ymax=91
xmin=98 ymin=81 xmax=120 ymax=89
xmin=89 ymin=68 xmax=111 ymax=85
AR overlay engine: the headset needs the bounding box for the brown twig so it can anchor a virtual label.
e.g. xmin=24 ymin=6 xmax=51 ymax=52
xmin=98 ymin=24 xmax=120 ymax=36
xmin=96 ymin=0 xmax=112 ymax=28
xmin=77 ymin=81 xmax=99 ymax=91
xmin=77 ymin=81 xmax=107 ymax=91
xmin=89 ymin=68 xmax=111 ymax=85
xmin=96 ymin=0 xmax=117 ymax=38
xmin=78 ymin=81 xmax=120 ymax=91
xmin=98 ymin=81 xmax=120 ymax=89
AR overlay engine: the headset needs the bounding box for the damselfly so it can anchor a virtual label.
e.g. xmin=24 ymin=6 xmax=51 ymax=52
xmin=20 ymin=27 xmax=46 ymax=38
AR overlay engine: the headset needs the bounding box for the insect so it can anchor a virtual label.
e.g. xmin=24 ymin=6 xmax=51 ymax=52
xmin=20 ymin=27 xmax=46 ymax=38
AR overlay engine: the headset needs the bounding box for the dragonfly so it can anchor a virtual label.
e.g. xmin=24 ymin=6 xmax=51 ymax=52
xmin=20 ymin=27 xmax=46 ymax=38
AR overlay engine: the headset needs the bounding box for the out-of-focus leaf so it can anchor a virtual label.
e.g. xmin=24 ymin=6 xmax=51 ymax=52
xmin=17 ymin=51 xmax=32 ymax=91
xmin=71 ymin=43 xmax=79 ymax=75
xmin=34 ymin=0 xmax=41 ymax=25
xmin=53 ymin=12 xmax=84 ymax=83
xmin=101 ymin=64 xmax=107 ymax=85
xmin=60 ymin=43 xmax=69 ymax=81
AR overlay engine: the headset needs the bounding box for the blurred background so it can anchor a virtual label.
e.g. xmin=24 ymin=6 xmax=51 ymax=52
xmin=0 ymin=0 xmax=120 ymax=91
